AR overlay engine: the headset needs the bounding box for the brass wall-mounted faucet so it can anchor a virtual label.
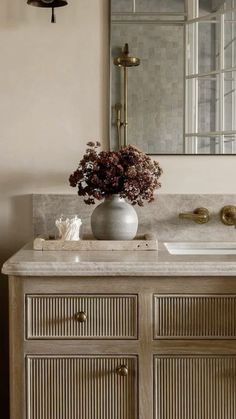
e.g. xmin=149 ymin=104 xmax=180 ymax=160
xmin=220 ymin=205 xmax=236 ymax=227
xmin=179 ymin=207 xmax=210 ymax=224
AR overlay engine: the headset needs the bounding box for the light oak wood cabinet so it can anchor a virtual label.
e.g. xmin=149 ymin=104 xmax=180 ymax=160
xmin=9 ymin=276 xmax=236 ymax=419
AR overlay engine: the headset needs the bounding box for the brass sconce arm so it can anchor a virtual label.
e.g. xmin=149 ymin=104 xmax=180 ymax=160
xmin=27 ymin=0 xmax=68 ymax=23
xmin=179 ymin=208 xmax=210 ymax=224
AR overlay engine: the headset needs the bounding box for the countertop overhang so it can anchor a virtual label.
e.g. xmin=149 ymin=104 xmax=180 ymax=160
xmin=2 ymin=242 xmax=236 ymax=277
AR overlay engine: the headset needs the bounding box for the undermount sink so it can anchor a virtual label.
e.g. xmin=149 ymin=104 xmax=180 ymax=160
xmin=164 ymin=242 xmax=236 ymax=255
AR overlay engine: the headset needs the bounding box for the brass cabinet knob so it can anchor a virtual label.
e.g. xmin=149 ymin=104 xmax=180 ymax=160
xmin=74 ymin=311 xmax=87 ymax=323
xmin=116 ymin=365 xmax=128 ymax=376
xmin=220 ymin=205 xmax=236 ymax=226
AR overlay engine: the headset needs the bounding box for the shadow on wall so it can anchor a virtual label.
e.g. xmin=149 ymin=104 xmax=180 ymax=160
xmin=0 ymin=275 xmax=9 ymax=419
xmin=0 ymin=195 xmax=33 ymax=252
xmin=0 ymin=0 xmax=27 ymax=27
xmin=9 ymin=195 xmax=33 ymax=246
xmin=0 ymin=195 xmax=33 ymax=419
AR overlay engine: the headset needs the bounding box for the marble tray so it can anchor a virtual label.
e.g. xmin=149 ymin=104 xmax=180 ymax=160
xmin=33 ymin=234 xmax=158 ymax=251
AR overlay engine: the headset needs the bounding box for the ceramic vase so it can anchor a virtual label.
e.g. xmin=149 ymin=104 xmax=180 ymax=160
xmin=91 ymin=194 xmax=138 ymax=240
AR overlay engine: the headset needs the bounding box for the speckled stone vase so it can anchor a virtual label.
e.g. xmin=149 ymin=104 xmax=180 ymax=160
xmin=91 ymin=194 xmax=138 ymax=240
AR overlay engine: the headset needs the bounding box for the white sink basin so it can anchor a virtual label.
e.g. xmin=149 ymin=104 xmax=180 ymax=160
xmin=164 ymin=242 xmax=236 ymax=255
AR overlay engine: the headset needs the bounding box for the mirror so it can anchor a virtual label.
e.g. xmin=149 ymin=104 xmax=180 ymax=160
xmin=110 ymin=0 xmax=236 ymax=154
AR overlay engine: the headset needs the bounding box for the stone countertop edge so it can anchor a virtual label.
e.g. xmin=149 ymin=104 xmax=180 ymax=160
xmin=1 ymin=242 xmax=236 ymax=277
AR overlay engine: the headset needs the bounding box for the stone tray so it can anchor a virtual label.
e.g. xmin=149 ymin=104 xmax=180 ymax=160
xmin=33 ymin=234 xmax=158 ymax=251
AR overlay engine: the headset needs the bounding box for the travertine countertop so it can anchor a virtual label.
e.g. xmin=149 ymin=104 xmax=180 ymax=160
xmin=2 ymin=242 xmax=236 ymax=276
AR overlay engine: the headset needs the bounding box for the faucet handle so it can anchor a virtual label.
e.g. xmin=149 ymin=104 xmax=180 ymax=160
xmin=220 ymin=205 xmax=236 ymax=226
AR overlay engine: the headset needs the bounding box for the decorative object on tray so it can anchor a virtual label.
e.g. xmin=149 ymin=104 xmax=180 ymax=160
xmin=55 ymin=215 xmax=82 ymax=240
xmin=69 ymin=142 xmax=162 ymax=240
xmin=33 ymin=233 xmax=158 ymax=251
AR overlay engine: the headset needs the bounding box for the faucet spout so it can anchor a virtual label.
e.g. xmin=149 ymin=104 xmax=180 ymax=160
xmin=179 ymin=207 xmax=210 ymax=224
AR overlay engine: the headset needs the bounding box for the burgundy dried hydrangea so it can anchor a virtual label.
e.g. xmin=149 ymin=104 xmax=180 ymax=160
xmin=69 ymin=142 xmax=162 ymax=206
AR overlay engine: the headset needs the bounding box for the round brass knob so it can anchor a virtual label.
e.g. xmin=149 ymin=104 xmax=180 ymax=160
xmin=116 ymin=365 xmax=128 ymax=376
xmin=220 ymin=205 xmax=236 ymax=226
xmin=75 ymin=311 xmax=87 ymax=323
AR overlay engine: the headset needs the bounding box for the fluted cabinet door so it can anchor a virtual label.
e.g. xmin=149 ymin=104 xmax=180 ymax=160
xmin=26 ymin=356 xmax=137 ymax=419
xmin=154 ymin=355 xmax=236 ymax=419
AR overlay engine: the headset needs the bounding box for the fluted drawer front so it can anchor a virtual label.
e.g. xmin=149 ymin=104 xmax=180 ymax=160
xmin=27 ymin=356 xmax=137 ymax=419
xmin=154 ymin=294 xmax=236 ymax=339
xmin=154 ymin=355 xmax=236 ymax=419
xmin=26 ymin=294 xmax=137 ymax=339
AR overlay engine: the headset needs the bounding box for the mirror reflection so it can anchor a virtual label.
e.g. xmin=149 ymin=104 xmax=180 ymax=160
xmin=110 ymin=0 xmax=236 ymax=154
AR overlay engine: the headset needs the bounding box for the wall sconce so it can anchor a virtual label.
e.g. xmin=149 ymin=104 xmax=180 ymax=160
xmin=27 ymin=0 xmax=68 ymax=23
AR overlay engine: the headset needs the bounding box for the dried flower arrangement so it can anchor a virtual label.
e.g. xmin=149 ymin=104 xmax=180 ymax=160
xmin=69 ymin=142 xmax=162 ymax=206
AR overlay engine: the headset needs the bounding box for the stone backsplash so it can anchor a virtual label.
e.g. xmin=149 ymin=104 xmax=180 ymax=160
xmin=33 ymin=194 xmax=236 ymax=242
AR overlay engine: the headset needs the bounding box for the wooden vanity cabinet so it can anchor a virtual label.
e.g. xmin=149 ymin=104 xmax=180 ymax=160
xmin=9 ymin=276 xmax=236 ymax=419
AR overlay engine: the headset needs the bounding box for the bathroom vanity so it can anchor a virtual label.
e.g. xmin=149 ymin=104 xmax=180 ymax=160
xmin=3 ymin=243 xmax=236 ymax=419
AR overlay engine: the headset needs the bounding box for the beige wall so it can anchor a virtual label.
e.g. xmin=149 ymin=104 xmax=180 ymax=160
xmin=0 ymin=0 xmax=109 ymax=259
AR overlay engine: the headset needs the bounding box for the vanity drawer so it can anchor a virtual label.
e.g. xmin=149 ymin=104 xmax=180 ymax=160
xmin=154 ymin=294 xmax=236 ymax=339
xmin=26 ymin=294 xmax=138 ymax=339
